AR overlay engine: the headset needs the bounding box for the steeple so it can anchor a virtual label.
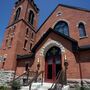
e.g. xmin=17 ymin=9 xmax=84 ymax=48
xmin=8 ymin=0 xmax=39 ymax=30
xmin=1 ymin=0 xmax=39 ymax=70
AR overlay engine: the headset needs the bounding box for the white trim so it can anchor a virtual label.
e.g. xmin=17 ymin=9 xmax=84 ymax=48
xmin=0 ymin=70 xmax=15 ymax=73
xmin=28 ymin=9 xmax=36 ymax=21
xmin=79 ymin=35 xmax=88 ymax=39
xmin=40 ymin=40 xmax=65 ymax=56
xmin=52 ymin=19 xmax=70 ymax=29
xmin=68 ymin=78 xmax=90 ymax=82
xmin=77 ymin=21 xmax=88 ymax=38
xmin=56 ymin=11 xmax=62 ymax=16
xmin=13 ymin=6 xmax=22 ymax=15
xmin=28 ymin=8 xmax=35 ymax=14
xmin=76 ymin=21 xmax=86 ymax=27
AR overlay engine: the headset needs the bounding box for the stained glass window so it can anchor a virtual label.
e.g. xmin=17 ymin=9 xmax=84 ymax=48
xmin=54 ymin=21 xmax=69 ymax=36
xmin=78 ymin=23 xmax=86 ymax=37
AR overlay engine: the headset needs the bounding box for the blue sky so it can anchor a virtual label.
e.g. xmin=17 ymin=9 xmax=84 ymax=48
xmin=0 ymin=0 xmax=90 ymax=47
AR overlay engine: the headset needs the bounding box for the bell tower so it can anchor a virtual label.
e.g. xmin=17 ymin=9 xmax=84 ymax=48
xmin=0 ymin=0 xmax=39 ymax=71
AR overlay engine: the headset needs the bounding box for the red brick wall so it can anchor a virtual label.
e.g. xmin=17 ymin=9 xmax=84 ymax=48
xmin=0 ymin=0 xmax=38 ymax=71
xmin=32 ymin=32 xmax=80 ymax=79
xmin=0 ymin=1 xmax=90 ymax=81
xmin=35 ymin=5 xmax=90 ymax=47
xmin=79 ymin=50 xmax=90 ymax=78
xmin=8 ymin=0 xmax=38 ymax=31
xmin=16 ymin=58 xmax=34 ymax=76
xmin=30 ymin=32 xmax=90 ymax=79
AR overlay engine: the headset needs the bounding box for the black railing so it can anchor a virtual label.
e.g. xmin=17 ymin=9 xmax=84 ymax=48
xmin=28 ymin=71 xmax=44 ymax=90
xmin=9 ymin=70 xmax=44 ymax=90
xmin=9 ymin=70 xmax=37 ymax=86
xmin=48 ymin=70 xmax=64 ymax=90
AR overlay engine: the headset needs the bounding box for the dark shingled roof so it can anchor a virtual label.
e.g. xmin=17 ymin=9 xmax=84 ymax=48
xmin=17 ymin=53 xmax=34 ymax=59
xmin=32 ymin=28 xmax=78 ymax=52
xmin=59 ymin=3 xmax=90 ymax=12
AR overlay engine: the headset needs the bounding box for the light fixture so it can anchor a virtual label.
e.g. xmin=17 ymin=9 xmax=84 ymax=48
xmin=37 ymin=58 xmax=40 ymax=71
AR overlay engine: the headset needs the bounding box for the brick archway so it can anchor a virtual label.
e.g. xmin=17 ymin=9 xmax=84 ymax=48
xmin=40 ymin=40 xmax=65 ymax=56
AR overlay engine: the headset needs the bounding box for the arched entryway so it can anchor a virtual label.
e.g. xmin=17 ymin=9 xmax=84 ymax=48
xmin=45 ymin=46 xmax=62 ymax=82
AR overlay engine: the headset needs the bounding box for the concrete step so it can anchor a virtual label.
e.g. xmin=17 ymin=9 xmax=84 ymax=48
xmin=20 ymin=83 xmax=70 ymax=90
xmin=21 ymin=82 xmax=53 ymax=90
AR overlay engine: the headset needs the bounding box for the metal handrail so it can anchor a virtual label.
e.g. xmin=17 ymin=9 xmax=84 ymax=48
xmin=9 ymin=70 xmax=37 ymax=86
xmin=9 ymin=72 xmax=26 ymax=85
xmin=48 ymin=70 xmax=63 ymax=90
xmin=28 ymin=71 xmax=44 ymax=90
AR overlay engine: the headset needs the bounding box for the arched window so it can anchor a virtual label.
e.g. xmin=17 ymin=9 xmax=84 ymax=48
xmin=28 ymin=10 xmax=34 ymax=25
xmin=6 ymin=39 xmax=8 ymax=48
xmin=31 ymin=32 xmax=34 ymax=38
xmin=54 ymin=21 xmax=69 ymax=36
xmin=9 ymin=38 xmax=13 ymax=48
xmin=14 ymin=7 xmax=21 ymax=22
xmin=30 ymin=43 xmax=32 ymax=50
xmin=78 ymin=23 xmax=86 ymax=37
xmin=26 ymin=28 xmax=29 ymax=35
xmin=6 ymin=38 xmax=13 ymax=48
xmin=24 ymin=39 xmax=28 ymax=49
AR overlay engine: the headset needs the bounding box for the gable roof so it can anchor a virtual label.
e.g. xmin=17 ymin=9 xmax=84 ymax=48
xmin=37 ymin=3 xmax=90 ymax=32
xmin=32 ymin=28 xmax=78 ymax=52
xmin=59 ymin=3 xmax=90 ymax=12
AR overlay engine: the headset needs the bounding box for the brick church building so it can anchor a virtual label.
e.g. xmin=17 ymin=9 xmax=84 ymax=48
xmin=0 ymin=0 xmax=90 ymax=85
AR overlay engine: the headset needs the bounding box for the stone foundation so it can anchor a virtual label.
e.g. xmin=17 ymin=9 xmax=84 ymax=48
xmin=0 ymin=70 xmax=15 ymax=86
xmin=68 ymin=79 xmax=90 ymax=88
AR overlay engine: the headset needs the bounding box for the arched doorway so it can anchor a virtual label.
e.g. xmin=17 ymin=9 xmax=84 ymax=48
xmin=45 ymin=46 xmax=62 ymax=82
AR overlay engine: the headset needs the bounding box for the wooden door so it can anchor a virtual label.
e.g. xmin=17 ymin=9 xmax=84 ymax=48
xmin=45 ymin=46 xmax=62 ymax=82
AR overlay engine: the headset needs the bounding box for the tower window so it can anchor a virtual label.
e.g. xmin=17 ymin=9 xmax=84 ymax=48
xmin=8 ymin=38 xmax=13 ymax=48
xmin=9 ymin=38 xmax=13 ymax=48
xmin=6 ymin=39 xmax=8 ymax=47
xmin=24 ymin=39 xmax=28 ymax=49
xmin=14 ymin=7 xmax=21 ymax=22
xmin=26 ymin=28 xmax=29 ymax=35
xmin=78 ymin=23 xmax=86 ymax=37
xmin=54 ymin=21 xmax=69 ymax=36
xmin=31 ymin=32 xmax=34 ymax=38
xmin=28 ymin=10 xmax=34 ymax=25
xmin=30 ymin=43 xmax=32 ymax=50
xmin=5 ymin=38 xmax=13 ymax=48
xmin=7 ymin=30 xmax=10 ymax=38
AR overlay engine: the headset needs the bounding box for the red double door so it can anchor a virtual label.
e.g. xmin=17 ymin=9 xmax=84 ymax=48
xmin=45 ymin=47 xmax=62 ymax=82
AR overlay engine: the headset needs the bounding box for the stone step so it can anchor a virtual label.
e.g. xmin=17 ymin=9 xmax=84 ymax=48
xmin=20 ymin=83 xmax=70 ymax=90
xmin=21 ymin=82 xmax=53 ymax=90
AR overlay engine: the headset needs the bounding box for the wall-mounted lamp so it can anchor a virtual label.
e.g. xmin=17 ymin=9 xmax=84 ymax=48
xmin=64 ymin=55 xmax=68 ymax=69
xmin=37 ymin=58 xmax=40 ymax=71
xmin=64 ymin=54 xmax=69 ymax=85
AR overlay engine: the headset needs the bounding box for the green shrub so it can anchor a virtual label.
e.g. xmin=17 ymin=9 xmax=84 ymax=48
xmin=11 ymin=81 xmax=21 ymax=90
xmin=0 ymin=86 xmax=8 ymax=90
xmin=75 ymin=86 xmax=90 ymax=90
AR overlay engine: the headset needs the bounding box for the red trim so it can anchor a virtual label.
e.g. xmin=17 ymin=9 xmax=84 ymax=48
xmin=45 ymin=56 xmax=62 ymax=82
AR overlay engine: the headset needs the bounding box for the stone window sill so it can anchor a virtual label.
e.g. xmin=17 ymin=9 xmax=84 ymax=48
xmin=79 ymin=35 xmax=88 ymax=39
xmin=23 ymin=48 xmax=27 ymax=51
